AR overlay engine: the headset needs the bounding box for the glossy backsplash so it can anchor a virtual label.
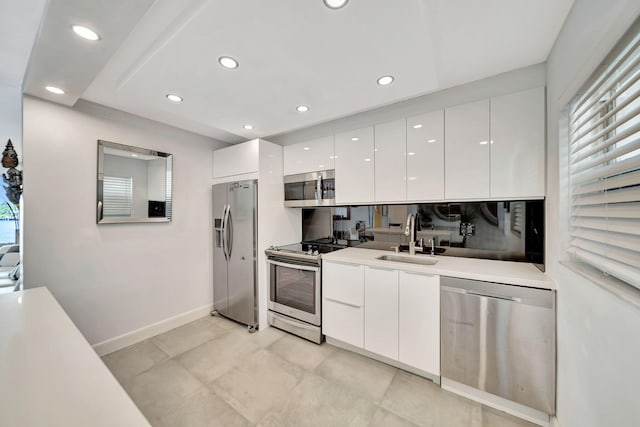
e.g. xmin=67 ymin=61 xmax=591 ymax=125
xmin=322 ymin=200 xmax=544 ymax=269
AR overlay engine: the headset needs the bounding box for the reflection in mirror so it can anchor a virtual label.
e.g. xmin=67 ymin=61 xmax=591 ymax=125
xmin=97 ymin=140 xmax=172 ymax=224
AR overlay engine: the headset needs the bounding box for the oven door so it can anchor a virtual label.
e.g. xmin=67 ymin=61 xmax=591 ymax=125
xmin=267 ymin=259 xmax=321 ymax=326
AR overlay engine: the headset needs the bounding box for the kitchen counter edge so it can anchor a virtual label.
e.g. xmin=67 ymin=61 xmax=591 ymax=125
xmin=322 ymin=247 xmax=554 ymax=290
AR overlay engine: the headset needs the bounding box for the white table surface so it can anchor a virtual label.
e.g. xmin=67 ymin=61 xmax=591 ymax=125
xmin=322 ymin=247 xmax=554 ymax=290
xmin=0 ymin=287 xmax=150 ymax=427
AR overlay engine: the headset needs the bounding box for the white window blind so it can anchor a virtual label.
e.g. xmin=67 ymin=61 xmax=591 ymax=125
xmin=103 ymin=176 xmax=133 ymax=217
xmin=511 ymin=202 xmax=524 ymax=237
xmin=568 ymin=28 xmax=640 ymax=290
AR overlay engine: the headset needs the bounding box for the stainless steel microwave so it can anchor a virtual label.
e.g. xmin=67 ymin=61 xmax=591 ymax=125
xmin=284 ymin=170 xmax=335 ymax=207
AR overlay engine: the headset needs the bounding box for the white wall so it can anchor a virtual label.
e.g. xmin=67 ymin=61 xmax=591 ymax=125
xmin=546 ymin=2 xmax=640 ymax=427
xmin=22 ymin=96 xmax=228 ymax=347
xmin=267 ymin=63 xmax=545 ymax=145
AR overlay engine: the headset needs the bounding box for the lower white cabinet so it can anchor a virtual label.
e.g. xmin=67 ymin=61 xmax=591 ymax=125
xmin=398 ymin=271 xmax=440 ymax=375
xmin=322 ymin=261 xmax=364 ymax=348
xmin=323 ymin=260 xmax=440 ymax=377
xmin=364 ymin=267 xmax=399 ymax=359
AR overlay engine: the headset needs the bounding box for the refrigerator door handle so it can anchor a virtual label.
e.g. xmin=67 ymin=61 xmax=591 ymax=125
xmin=221 ymin=204 xmax=230 ymax=261
xmin=227 ymin=209 xmax=234 ymax=258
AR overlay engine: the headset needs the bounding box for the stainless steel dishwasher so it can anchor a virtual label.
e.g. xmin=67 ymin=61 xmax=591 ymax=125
xmin=441 ymin=276 xmax=555 ymax=414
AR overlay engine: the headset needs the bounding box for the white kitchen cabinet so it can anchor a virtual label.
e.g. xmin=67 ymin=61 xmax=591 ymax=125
xmin=445 ymin=100 xmax=490 ymax=200
xmin=406 ymin=111 xmax=444 ymax=201
xmin=322 ymin=261 xmax=364 ymax=348
xmin=490 ymin=87 xmax=545 ymax=198
xmin=364 ymin=266 xmax=399 ymax=360
xmin=374 ymin=119 xmax=406 ymax=202
xmin=283 ymin=136 xmax=335 ymax=176
xmin=334 ymin=126 xmax=374 ymax=204
xmin=398 ymin=271 xmax=440 ymax=376
xmin=212 ymin=139 xmax=259 ymax=179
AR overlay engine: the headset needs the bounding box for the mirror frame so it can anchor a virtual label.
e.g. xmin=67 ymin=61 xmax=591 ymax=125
xmin=97 ymin=140 xmax=173 ymax=224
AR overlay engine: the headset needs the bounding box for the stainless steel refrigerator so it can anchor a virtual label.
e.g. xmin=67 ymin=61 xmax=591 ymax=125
xmin=212 ymin=180 xmax=258 ymax=331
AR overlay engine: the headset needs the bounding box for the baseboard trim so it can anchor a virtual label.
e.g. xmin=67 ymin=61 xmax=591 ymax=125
xmin=92 ymin=304 xmax=213 ymax=356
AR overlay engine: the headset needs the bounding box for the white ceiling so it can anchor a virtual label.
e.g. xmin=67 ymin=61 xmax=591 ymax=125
xmin=22 ymin=0 xmax=574 ymax=143
xmin=0 ymin=0 xmax=48 ymax=87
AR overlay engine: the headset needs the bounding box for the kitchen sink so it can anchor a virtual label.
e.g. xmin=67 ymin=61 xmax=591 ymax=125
xmin=376 ymin=254 xmax=438 ymax=266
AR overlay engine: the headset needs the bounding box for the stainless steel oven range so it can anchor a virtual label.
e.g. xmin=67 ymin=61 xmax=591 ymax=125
xmin=265 ymin=240 xmax=345 ymax=344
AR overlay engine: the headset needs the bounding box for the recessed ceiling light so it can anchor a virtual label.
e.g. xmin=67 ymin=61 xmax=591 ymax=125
xmin=218 ymin=56 xmax=239 ymax=69
xmin=323 ymin=0 xmax=349 ymax=9
xmin=377 ymin=75 xmax=394 ymax=86
xmin=364 ymin=158 xmax=371 ymax=162
xmin=413 ymin=124 xmax=423 ymax=129
xmin=131 ymin=154 xmax=138 ymax=157
xmin=303 ymin=147 xmax=311 ymax=150
xmin=408 ymin=152 xmax=415 ymax=156
xmin=45 ymin=86 xmax=65 ymax=95
xmin=479 ymin=140 xmax=488 ymax=145
xmin=243 ymin=124 xmax=254 ymax=130
xmin=71 ymin=25 xmax=100 ymax=41
xmin=319 ymin=164 xmax=325 ymax=168
xmin=166 ymin=94 xmax=183 ymax=102
xmin=296 ymin=105 xmax=310 ymax=113
xmin=351 ymin=137 xmax=359 ymax=141
xmin=427 ymin=139 xmax=436 ymax=143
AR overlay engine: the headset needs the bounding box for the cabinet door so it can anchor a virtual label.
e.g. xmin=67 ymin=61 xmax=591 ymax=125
xmin=364 ymin=267 xmax=399 ymax=360
xmin=399 ymin=271 xmax=439 ymax=375
xmin=322 ymin=261 xmax=365 ymax=347
xmin=213 ymin=140 xmax=259 ymax=179
xmin=407 ymin=111 xmax=444 ymax=201
xmin=335 ymin=126 xmax=374 ymax=204
xmin=283 ymin=136 xmax=335 ymax=176
xmin=375 ymin=119 xmax=406 ymax=202
xmin=490 ymin=87 xmax=545 ymax=198
xmin=444 ymin=100 xmax=490 ymax=199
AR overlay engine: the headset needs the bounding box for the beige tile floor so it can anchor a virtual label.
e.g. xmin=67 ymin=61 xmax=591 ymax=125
xmin=102 ymin=315 xmax=538 ymax=427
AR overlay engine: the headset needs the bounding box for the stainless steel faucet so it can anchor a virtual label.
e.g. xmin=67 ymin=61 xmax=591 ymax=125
xmin=404 ymin=213 xmax=422 ymax=255
xmin=428 ymin=238 xmax=435 ymax=257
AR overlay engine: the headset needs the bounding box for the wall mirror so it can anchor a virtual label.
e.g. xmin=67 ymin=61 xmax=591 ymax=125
xmin=97 ymin=140 xmax=172 ymax=224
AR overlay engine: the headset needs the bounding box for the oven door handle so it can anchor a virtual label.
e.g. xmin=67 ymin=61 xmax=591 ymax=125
xmin=266 ymin=259 xmax=320 ymax=272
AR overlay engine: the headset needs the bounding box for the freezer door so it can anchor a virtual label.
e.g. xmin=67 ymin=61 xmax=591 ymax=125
xmin=226 ymin=180 xmax=258 ymax=327
xmin=212 ymin=183 xmax=229 ymax=315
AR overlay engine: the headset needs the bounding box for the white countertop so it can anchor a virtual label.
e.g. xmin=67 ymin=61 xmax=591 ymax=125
xmin=322 ymin=247 xmax=554 ymax=290
xmin=0 ymin=288 xmax=150 ymax=427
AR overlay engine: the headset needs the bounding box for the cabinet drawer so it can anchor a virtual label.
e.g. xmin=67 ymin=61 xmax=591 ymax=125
xmin=323 ymin=262 xmax=364 ymax=306
xmin=322 ymin=298 xmax=364 ymax=348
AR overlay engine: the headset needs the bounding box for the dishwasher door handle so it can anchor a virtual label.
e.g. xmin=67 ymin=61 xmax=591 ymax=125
xmin=467 ymin=291 xmax=522 ymax=303
xmin=442 ymin=286 xmax=521 ymax=303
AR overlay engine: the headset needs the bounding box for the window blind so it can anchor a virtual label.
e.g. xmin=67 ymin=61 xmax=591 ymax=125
xmin=511 ymin=202 xmax=524 ymax=237
xmin=103 ymin=176 xmax=133 ymax=217
xmin=568 ymin=28 xmax=640 ymax=290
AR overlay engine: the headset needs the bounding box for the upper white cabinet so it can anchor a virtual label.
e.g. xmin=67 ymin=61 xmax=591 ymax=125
xmin=364 ymin=266 xmax=399 ymax=360
xmin=374 ymin=119 xmax=407 ymax=202
xmin=283 ymin=136 xmax=335 ymax=176
xmin=335 ymin=126 xmax=375 ymax=204
xmin=213 ymin=139 xmax=259 ymax=179
xmin=406 ymin=111 xmax=444 ymax=201
xmin=490 ymin=87 xmax=545 ymax=198
xmin=398 ymin=271 xmax=440 ymax=376
xmin=445 ymin=99 xmax=491 ymax=200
